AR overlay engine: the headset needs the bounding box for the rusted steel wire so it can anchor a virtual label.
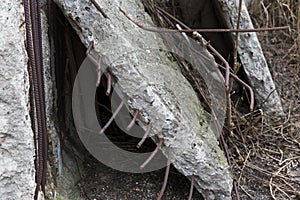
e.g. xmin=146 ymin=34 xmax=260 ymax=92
xmin=90 ymin=0 xmax=109 ymax=19
xmin=188 ymin=175 xmax=195 ymax=200
xmin=120 ymin=7 xmax=288 ymax=33
xmin=100 ymin=98 xmax=126 ymax=134
xmin=137 ymin=123 xmax=152 ymax=148
xmin=86 ymin=40 xmax=94 ymax=55
xmin=140 ymin=139 xmax=163 ymax=169
xmin=157 ymin=151 xmax=171 ymax=200
xmin=126 ymin=110 xmax=139 ymax=131
xmin=105 ymin=72 xmax=112 ymax=96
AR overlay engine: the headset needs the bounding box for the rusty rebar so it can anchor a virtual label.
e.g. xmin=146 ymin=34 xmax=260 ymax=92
xmin=91 ymin=0 xmax=109 ymax=19
xmin=36 ymin=0 xmax=48 ymax=191
xmin=157 ymin=151 xmax=171 ymax=200
xmin=96 ymin=63 xmax=101 ymax=87
xmin=233 ymin=0 xmax=243 ymax=69
xmin=137 ymin=123 xmax=152 ymax=148
xmin=205 ymin=190 xmax=210 ymax=200
xmin=105 ymin=72 xmax=112 ymax=96
xmin=218 ymin=64 xmax=254 ymax=111
xmin=85 ymin=53 xmax=102 ymax=87
xmin=188 ymin=175 xmax=195 ymax=200
xmin=86 ymin=41 xmax=94 ymax=55
xmin=120 ymin=7 xmax=289 ymax=33
xmin=126 ymin=110 xmax=139 ymax=131
xmin=100 ymin=98 xmax=125 ymax=134
xmin=140 ymin=139 xmax=163 ymax=169
xmin=24 ymin=0 xmax=48 ymax=197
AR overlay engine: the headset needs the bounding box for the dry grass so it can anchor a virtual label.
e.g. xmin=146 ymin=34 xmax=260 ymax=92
xmin=232 ymin=1 xmax=300 ymax=199
xmin=142 ymin=0 xmax=299 ymax=199
xmin=249 ymin=0 xmax=297 ymax=27
xmin=248 ymin=0 xmax=298 ymax=45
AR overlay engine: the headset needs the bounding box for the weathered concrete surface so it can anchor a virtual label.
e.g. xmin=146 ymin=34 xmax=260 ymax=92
xmin=54 ymin=0 xmax=232 ymax=199
xmin=216 ymin=0 xmax=284 ymax=116
xmin=0 ymin=1 xmax=36 ymax=199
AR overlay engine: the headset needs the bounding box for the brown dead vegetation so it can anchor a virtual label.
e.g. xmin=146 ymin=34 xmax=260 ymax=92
xmin=143 ymin=0 xmax=299 ymax=199
xmin=232 ymin=1 xmax=299 ymax=199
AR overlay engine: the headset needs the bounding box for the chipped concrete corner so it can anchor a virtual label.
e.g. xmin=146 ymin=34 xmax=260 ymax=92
xmin=54 ymin=0 xmax=233 ymax=199
xmin=0 ymin=0 xmax=36 ymax=199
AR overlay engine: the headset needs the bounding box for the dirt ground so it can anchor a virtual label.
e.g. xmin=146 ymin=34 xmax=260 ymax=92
xmin=229 ymin=32 xmax=300 ymax=199
xmin=79 ymin=155 xmax=204 ymax=200
xmin=78 ymin=1 xmax=299 ymax=200
xmin=228 ymin=1 xmax=299 ymax=199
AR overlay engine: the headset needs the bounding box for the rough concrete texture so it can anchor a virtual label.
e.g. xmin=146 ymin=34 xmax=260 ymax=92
xmin=54 ymin=0 xmax=232 ymax=199
xmin=216 ymin=0 xmax=284 ymax=116
xmin=0 ymin=0 xmax=36 ymax=199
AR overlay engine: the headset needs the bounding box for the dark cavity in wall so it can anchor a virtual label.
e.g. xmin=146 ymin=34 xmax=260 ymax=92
xmin=49 ymin=2 xmax=87 ymax=155
xmin=178 ymin=0 xmax=234 ymax=61
xmin=176 ymin=0 xmax=253 ymax=112
xmin=151 ymin=0 xmax=234 ymax=61
xmin=47 ymin=2 xmax=202 ymax=199
xmin=148 ymin=0 xmax=253 ymax=113
xmin=49 ymin=3 xmax=155 ymax=155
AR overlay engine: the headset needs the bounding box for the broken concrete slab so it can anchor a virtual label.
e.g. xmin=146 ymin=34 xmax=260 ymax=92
xmin=216 ymin=0 xmax=285 ymax=116
xmin=0 ymin=0 xmax=36 ymax=199
xmin=54 ymin=0 xmax=233 ymax=199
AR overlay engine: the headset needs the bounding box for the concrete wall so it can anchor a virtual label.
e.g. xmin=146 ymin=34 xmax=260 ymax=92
xmin=0 ymin=1 xmax=36 ymax=199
